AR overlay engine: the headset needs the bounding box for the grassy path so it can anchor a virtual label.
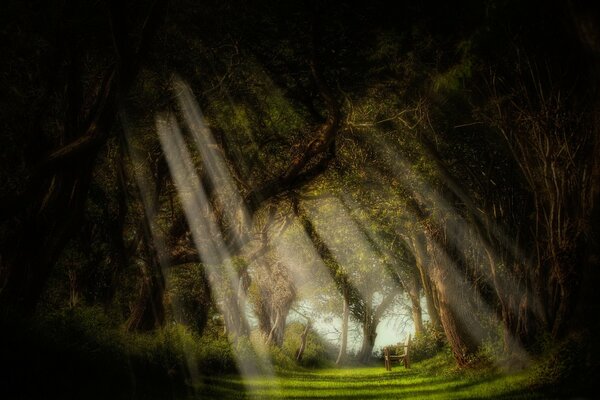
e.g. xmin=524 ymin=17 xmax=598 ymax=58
xmin=196 ymin=355 xmax=543 ymax=399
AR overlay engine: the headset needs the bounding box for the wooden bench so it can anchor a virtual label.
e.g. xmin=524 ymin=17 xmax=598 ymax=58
xmin=384 ymin=334 xmax=411 ymax=371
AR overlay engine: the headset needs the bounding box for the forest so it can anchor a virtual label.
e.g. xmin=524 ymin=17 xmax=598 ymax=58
xmin=1 ymin=0 xmax=599 ymax=399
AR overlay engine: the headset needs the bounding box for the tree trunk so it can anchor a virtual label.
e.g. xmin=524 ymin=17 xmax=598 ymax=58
xmin=408 ymin=289 xmax=424 ymax=336
xmin=357 ymin=318 xmax=377 ymax=364
xmin=0 ymin=0 xmax=167 ymax=315
xmin=430 ymin=254 xmax=480 ymax=367
xmin=256 ymin=299 xmax=273 ymax=340
xmin=404 ymin=264 xmax=424 ymax=336
xmin=356 ymin=290 xmax=398 ymax=364
xmin=296 ymin=321 xmax=311 ymax=361
xmin=411 ymin=233 xmax=442 ymax=331
xmin=0 ymin=161 xmax=95 ymax=314
xmin=222 ymin=267 xmax=252 ymax=340
xmin=336 ymin=289 xmax=350 ymax=365
xmin=126 ymin=263 xmax=165 ymax=332
xmin=266 ymin=306 xmax=290 ymax=347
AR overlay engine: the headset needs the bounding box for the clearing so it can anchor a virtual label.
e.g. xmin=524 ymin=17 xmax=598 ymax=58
xmin=196 ymin=355 xmax=543 ymax=399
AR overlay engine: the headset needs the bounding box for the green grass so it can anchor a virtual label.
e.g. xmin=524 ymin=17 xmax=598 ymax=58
xmin=193 ymin=354 xmax=544 ymax=399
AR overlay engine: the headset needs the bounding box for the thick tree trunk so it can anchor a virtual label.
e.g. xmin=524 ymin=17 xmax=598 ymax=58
xmin=569 ymin=9 xmax=600 ymax=336
xmin=357 ymin=318 xmax=377 ymax=364
xmin=356 ymin=290 xmax=398 ymax=364
xmin=430 ymin=255 xmax=480 ymax=367
xmin=256 ymin=300 xmax=273 ymax=340
xmin=0 ymin=0 xmax=167 ymax=315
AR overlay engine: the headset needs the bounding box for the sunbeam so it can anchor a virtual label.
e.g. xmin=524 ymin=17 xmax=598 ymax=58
xmin=174 ymin=78 xmax=251 ymax=250
xmin=122 ymin=120 xmax=203 ymax=392
xmin=156 ymin=112 xmax=276 ymax=388
xmin=363 ymin=128 xmax=533 ymax=364
xmin=304 ymin=195 xmax=391 ymax=302
xmin=4 ymin=1 xmax=596 ymax=398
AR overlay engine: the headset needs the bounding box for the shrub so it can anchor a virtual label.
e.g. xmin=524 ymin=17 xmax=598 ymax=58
xmin=403 ymin=322 xmax=446 ymax=363
xmin=281 ymin=322 xmax=336 ymax=369
xmin=0 ymin=305 xmax=245 ymax=399
xmin=197 ymin=333 xmax=237 ymax=373
xmin=528 ymin=333 xmax=595 ymax=397
xmin=268 ymin=341 xmax=297 ymax=371
xmin=166 ymin=263 xmax=212 ymax=335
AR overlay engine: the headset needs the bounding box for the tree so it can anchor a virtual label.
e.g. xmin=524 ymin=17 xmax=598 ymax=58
xmin=0 ymin=0 xmax=168 ymax=314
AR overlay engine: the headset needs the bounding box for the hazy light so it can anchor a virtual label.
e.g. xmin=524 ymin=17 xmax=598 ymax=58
xmin=363 ymin=128 xmax=532 ymax=363
xmin=122 ymin=121 xmax=202 ymax=391
xmin=305 ymin=195 xmax=392 ymax=302
xmin=174 ymin=78 xmax=251 ymax=249
xmin=156 ymin=112 xmax=275 ymax=385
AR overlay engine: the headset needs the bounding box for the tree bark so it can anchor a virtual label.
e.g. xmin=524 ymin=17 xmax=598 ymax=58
xmin=126 ymin=263 xmax=165 ymax=332
xmin=429 ymin=245 xmax=480 ymax=367
xmin=356 ymin=290 xmax=397 ymax=364
xmin=336 ymin=288 xmax=350 ymax=365
xmin=357 ymin=317 xmax=377 ymax=364
xmin=296 ymin=321 xmax=311 ymax=362
xmin=411 ymin=233 xmax=442 ymax=331
xmin=0 ymin=0 xmax=168 ymax=315
xmin=408 ymin=288 xmax=424 ymax=336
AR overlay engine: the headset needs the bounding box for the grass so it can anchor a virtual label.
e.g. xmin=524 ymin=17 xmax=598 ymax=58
xmin=193 ymin=353 xmax=544 ymax=399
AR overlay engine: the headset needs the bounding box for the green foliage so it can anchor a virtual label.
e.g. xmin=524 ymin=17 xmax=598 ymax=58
xmin=167 ymin=263 xmax=212 ymax=334
xmin=197 ymin=333 xmax=237 ymax=373
xmin=268 ymin=343 xmax=298 ymax=371
xmin=398 ymin=323 xmax=446 ymax=363
xmin=280 ymin=322 xmax=336 ymax=369
xmin=527 ymin=334 xmax=596 ymax=397
xmin=0 ymin=306 xmax=243 ymax=398
xmin=432 ymin=40 xmax=474 ymax=94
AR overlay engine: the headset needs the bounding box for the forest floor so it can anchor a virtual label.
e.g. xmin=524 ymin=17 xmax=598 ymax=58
xmin=195 ymin=353 xmax=545 ymax=399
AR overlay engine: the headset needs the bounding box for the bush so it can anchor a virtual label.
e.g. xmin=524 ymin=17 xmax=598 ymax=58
xmin=0 ymin=306 xmax=243 ymax=399
xmin=269 ymin=343 xmax=298 ymax=370
xmin=403 ymin=322 xmax=446 ymax=363
xmin=528 ymin=332 xmax=596 ymax=397
xmin=197 ymin=332 xmax=237 ymax=373
xmin=166 ymin=263 xmax=212 ymax=335
xmin=281 ymin=322 xmax=336 ymax=369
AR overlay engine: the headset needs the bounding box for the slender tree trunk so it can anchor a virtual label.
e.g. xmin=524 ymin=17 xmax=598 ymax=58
xmin=411 ymin=233 xmax=442 ymax=331
xmin=408 ymin=289 xmax=424 ymax=336
xmin=224 ymin=267 xmax=252 ymax=340
xmin=267 ymin=305 xmax=291 ymax=347
xmin=126 ymin=262 xmax=165 ymax=332
xmin=404 ymin=265 xmax=424 ymax=336
xmin=296 ymin=321 xmax=311 ymax=361
xmin=336 ymin=289 xmax=350 ymax=365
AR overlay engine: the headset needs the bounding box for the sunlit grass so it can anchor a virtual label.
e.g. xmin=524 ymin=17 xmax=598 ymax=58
xmin=195 ymin=353 xmax=542 ymax=399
